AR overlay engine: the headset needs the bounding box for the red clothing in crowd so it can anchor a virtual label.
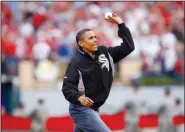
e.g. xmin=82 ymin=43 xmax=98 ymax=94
xmin=24 ymin=36 xmax=35 ymax=59
xmin=2 ymin=2 xmax=13 ymax=25
xmin=174 ymin=58 xmax=184 ymax=75
xmin=32 ymin=13 xmax=46 ymax=29
xmin=2 ymin=39 xmax=16 ymax=57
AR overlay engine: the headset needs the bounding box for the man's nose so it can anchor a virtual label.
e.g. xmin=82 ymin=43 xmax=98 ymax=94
xmin=93 ymin=41 xmax=97 ymax=44
xmin=93 ymin=38 xmax=97 ymax=42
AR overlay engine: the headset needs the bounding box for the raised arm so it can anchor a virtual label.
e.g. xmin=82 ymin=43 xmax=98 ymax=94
xmin=105 ymin=13 xmax=135 ymax=63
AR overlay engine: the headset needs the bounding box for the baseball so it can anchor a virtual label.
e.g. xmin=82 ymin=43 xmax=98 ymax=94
xmin=104 ymin=12 xmax=112 ymax=19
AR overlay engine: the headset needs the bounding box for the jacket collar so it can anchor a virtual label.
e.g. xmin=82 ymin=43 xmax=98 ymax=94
xmin=78 ymin=47 xmax=99 ymax=59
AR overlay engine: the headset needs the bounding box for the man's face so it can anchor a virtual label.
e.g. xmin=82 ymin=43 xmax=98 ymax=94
xmin=79 ymin=31 xmax=98 ymax=52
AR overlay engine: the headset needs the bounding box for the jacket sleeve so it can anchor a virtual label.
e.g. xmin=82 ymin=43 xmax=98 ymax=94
xmin=108 ymin=23 xmax=135 ymax=63
xmin=62 ymin=60 xmax=81 ymax=104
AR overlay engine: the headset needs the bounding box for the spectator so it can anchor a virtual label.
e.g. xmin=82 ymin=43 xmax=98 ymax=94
xmin=2 ymin=1 xmax=184 ymax=86
xmin=140 ymin=51 xmax=153 ymax=76
xmin=32 ymin=40 xmax=51 ymax=63
xmin=35 ymin=52 xmax=59 ymax=82
xmin=154 ymin=42 xmax=166 ymax=75
xmin=1 ymin=54 xmax=14 ymax=115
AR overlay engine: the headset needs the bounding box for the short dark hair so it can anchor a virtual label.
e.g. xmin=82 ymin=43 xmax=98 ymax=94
xmin=175 ymin=97 xmax=181 ymax=105
xmin=76 ymin=29 xmax=91 ymax=44
xmin=38 ymin=98 xmax=44 ymax=104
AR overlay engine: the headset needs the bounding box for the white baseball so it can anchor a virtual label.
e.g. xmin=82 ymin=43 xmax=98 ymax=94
xmin=104 ymin=12 xmax=112 ymax=19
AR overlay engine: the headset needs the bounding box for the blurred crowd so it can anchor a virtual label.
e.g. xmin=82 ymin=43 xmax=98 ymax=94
xmin=2 ymin=2 xmax=184 ymax=82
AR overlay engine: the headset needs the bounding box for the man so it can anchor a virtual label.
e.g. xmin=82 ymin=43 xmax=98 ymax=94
xmin=62 ymin=13 xmax=135 ymax=132
xmin=113 ymin=80 xmax=143 ymax=132
xmin=158 ymin=87 xmax=175 ymax=132
xmin=29 ymin=98 xmax=48 ymax=132
xmin=173 ymin=97 xmax=184 ymax=116
xmin=124 ymin=80 xmax=143 ymax=132
xmin=173 ymin=97 xmax=184 ymax=132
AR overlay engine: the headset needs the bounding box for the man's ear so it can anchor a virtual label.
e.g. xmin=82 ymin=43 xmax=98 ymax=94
xmin=79 ymin=41 xmax=83 ymax=47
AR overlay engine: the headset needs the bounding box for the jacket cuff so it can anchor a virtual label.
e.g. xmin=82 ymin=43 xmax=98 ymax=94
xmin=76 ymin=94 xmax=82 ymax=103
xmin=118 ymin=23 xmax=125 ymax=28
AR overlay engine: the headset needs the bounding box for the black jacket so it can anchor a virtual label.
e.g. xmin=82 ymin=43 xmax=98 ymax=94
xmin=62 ymin=23 xmax=135 ymax=110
